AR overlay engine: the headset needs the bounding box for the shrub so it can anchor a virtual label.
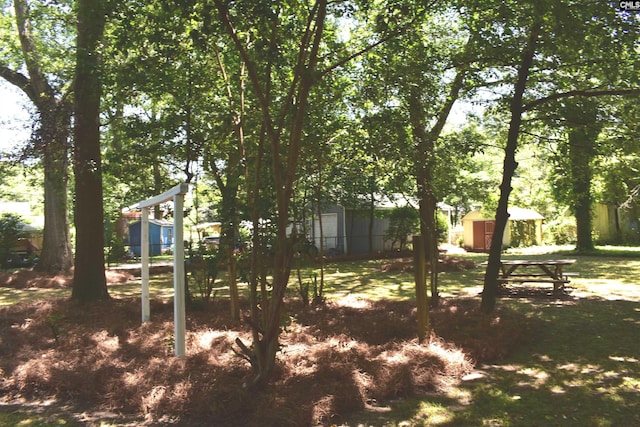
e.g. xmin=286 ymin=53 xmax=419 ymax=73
xmin=106 ymin=235 xmax=128 ymax=263
xmin=0 ymin=213 xmax=25 ymax=269
xmin=384 ymin=207 xmax=419 ymax=251
xmin=436 ymin=211 xmax=450 ymax=244
xmin=510 ymin=220 xmax=537 ymax=247
xmin=545 ymin=215 xmax=577 ymax=245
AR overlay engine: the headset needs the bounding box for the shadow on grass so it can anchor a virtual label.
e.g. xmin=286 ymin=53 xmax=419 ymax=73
xmin=344 ymin=296 xmax=640 ymax=426
xmin=2 ymin=252 xmax=639 ymax=426
xmin=0 ymin=405 xmax=80 ymax=427
xmin=449 ymin=297 xmax=640 ymax=426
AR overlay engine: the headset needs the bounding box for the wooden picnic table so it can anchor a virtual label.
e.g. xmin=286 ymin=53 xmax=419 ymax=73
xmin=497 ymin=259 xmax=577 ymax=294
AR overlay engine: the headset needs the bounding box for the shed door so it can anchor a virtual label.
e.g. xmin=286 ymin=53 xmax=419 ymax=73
xmin=484 ymin=221 xmax=494 ymax=250
xmin=473 ymin=220 xmax=495 ymax=251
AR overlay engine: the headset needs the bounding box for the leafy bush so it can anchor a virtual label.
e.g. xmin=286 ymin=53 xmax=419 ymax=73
xmin=0 ymin=213 xmax=25 ymax=269
xmin=509 ymin=220 xmax=537 ymax=247
xmin=384 ymin=207 xmax=419 ymax=251
xmin=545 ymin=215 xmax=577 ymax=245
xmin=106 ymin=235 xmax=128 ymax=263
xmin=436 ymin=211 xmax=450 ymax=243
xmin=186 ymin=243 xmax=219 ymax=303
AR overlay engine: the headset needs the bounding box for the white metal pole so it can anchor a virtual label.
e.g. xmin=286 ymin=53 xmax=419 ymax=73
xmin=173 ymin=193 xmax=186 ymax=358
xmin=141 ymin=207 xmax=150 ymax=323
xmin=137 ymin=183 xmax=189 ymax=354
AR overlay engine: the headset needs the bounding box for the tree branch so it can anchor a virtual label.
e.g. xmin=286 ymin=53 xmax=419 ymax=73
xmin=278 ymin=1 xmax=320 ymax=133
xmin=212 ymin=0 xmax=277 ymax=142
xmin=13 ymin=0 xmax=56 ymax=104
xmin=622 ymin=184 xmax=640 ymax=210
xmin=427 ymin=34 xmax=477 ymax=141
xmin=0 ymin=64 xmax=37 ymax=101
xmin=233 ymin=337 xmax=256 ymax=367
xmin=523 ymin=88 xmax=640 ymax=112
xmin=319 ymin=1 xmax=437 ymax=78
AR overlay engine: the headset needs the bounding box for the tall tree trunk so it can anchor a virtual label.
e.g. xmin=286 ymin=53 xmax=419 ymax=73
xmin=408 ymin=87 xmax=440 ymax=307
xmin=407 ymin=44 xmax=468 ymax=307
xmin=35 ymin=107 xmax=73 ymax=273
xmin=217 ymin=183 xmax=240 ymax=321
xmin=315 ymin=196 xmax=325 ymax=296
xmin=569 ymin=131 xmax=594 ymax=251
xmin=7 ymin=0 xmax=74 ymax=274
xmin=563 ymin=99 xmax=600 ymax=252
xmin=72 ymin=0 xmax=108 ymax=301
xmin=210 ymin=38 xmax=246 ymax=321
xmin=481 ymin=21 xmax=541 ymax=313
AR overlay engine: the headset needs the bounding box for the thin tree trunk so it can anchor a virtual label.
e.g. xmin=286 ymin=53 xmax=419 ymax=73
xmin=210 ymin=36 xmax=246 ymax=321
xmin=407 ymin=43 xmax=468 ymax=307
xmin=218 ymin=186 xmax=240 ymax=321
xmin=152 ymin=161 xmax=162 ymax=220
xmin=368 ymin=185 xmax=375 ymax=254
xmin=315 ymin=197 xmax=325 ymax=299
xmin=481 ymin=21 xmax=542 ymax=313
xmin=216 ymin=0 xmax=328 ymax=387
xmin=408 ymin=87 xmax=439 ymax=307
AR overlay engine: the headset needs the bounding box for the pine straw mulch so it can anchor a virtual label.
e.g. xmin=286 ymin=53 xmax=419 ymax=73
xmin=0 ymin=265 xmax=177 ymax=289
xmin=0 ymin=292 xmax=536 ymax=426
xmin=0 ymin=268 xmax=135 ymax=289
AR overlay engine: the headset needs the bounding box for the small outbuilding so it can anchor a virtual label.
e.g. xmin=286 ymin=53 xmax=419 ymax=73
xmin=128 ymin=219 xmax=174 ymax=256
xmin=306 ymin=195 xmax=455 ymax=255
xmin=462 ymin=207 xmax=544 ymax=251
xmin=193 ymin=222 xmax=221 ymax=238
xmin=592 ymin=203 xmax=640 ymax=243
xmin=7 ymin=222 xmax=42 ymax=267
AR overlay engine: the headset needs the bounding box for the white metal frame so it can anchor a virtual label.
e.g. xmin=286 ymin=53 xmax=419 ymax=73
xmin=137 ymin=183 xmax=189 ymax=358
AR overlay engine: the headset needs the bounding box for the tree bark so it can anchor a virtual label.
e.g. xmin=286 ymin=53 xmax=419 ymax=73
xmin=35 ymin=106 xmax=74 ymax=273
xmin=71 ymin=0 xmax=108 ymax=301
xmin=216 ymin=182 xmax=240 ymax=321
xmin=563 ymin=99 xmax=600 ymax=252
xmin=6 ymin=0 xmax=74 ymax=274
xmin=368 ymin=185 xmax=375 ymax=254
xmin=407 ymin=43 xmax=468 ymax=307
xmin=210 ymin=42 xmax=246 ymax=322
xmin=215 ymin=0 xmax=328 ymax=387
xmin=152 ymin=161 xmax=163 ymax=220
xmin=408 ymin=86 xmax=438 ymax=306
xmin=481 ymin=21 xmax=541 ymax=313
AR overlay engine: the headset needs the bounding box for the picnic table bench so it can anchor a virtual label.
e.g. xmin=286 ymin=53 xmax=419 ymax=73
xmin=497 ymin=259 xmax=577 ymax=294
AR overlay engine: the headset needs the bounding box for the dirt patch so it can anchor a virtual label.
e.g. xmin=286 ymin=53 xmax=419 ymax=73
xmin=0 ymin=295 xmax=534 ymax=426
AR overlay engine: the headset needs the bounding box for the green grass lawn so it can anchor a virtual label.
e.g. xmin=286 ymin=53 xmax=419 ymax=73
xmin=1 ymin=246 xmax=639 ymax=426
xmin=336 ymin=248 xmax=640 ymax=426
xmin=349 ymin=296 xmax=640 ymax=426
